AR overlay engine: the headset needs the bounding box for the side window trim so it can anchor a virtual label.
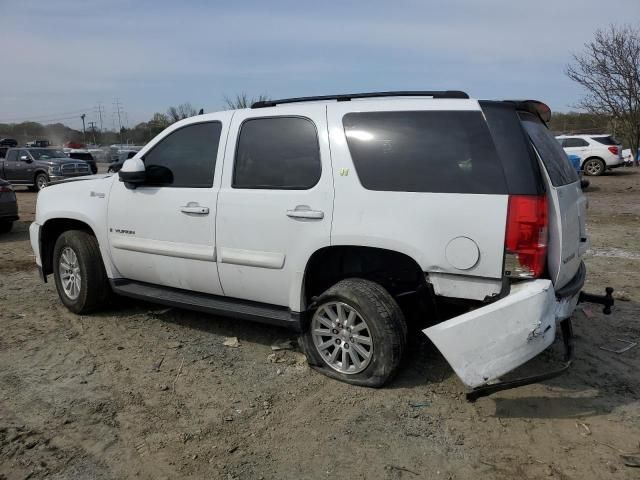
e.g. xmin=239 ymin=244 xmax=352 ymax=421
xmin=141 ymin=120 xmax=223 ymax=189
xmin=232 ymin=115 xmax=322 ymax=190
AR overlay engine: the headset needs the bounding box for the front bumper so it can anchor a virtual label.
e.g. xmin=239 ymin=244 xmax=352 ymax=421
xmin=424 ymin=263 xmax=586 ymax=395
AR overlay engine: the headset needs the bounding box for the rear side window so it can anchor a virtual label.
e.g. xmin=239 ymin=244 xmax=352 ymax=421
xmin=6 ymin=150 xmax=17 ymax=162
xmin=233 ymin=117 xmax=321 ymax=189
xmin=562 ymin=138 xmax=589 ymax=147
xmin=144 ymin=122 xmax=222 ymax=188
xmin=591 ymin=136 xmax=618 ymax=146
xmin=520 ymin=113 xmax=579 ymax=187
xmin=343 ymin=111 xmax=507 ymax=194
xmin=480 ymin=102 xmax=544 ymax=195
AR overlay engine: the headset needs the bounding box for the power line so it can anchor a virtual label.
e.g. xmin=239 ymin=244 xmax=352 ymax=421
xmin=0 ymin=107 xmax=95 ymax=123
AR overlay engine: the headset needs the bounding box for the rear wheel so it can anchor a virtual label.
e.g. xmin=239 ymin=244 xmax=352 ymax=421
xmin=583 ymin=158 xmax=605 ymax=176
xmin=300 ymin=278 xmax=407 ymax=387
xmin=53 ymin=230 xmax=111 ymax=314
xmin=34 ymin=173 xmax=49 ymax=191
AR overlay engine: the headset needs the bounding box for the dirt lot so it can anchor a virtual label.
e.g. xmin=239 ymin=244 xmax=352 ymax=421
xmin=1 ymin=170 xmax=639 ymax=479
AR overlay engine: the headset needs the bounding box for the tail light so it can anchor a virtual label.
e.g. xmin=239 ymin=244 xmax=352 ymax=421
xmin=504 ymin=195 xmax=548 ymax=278
xmin=0 ymin=185 xmax=13 ymax=193
xmin=608 ymin=146 xmax=619 ymax=155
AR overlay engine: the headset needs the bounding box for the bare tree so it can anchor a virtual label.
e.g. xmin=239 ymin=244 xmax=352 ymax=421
xmin=223 ymin=93 xmax=270 ymax=109
xmin=166 ymin=103 xmax=198 ymax=123
xmin=567 ymin=25 xmax=640 ymax=165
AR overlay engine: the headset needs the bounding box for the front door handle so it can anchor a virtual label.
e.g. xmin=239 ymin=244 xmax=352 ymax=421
xmin=286 ymin=206 xmax=324 ymax=219
xmin=180 ymin=203 xmax=209 ymax=215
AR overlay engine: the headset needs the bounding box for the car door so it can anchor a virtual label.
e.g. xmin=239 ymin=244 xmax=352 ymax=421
xmin=5 ymin=150 xmax=32 ymax=183
xmin=107 ymin=114 xmax=231 ymax=295
xmin=562 ymin=137 xmax=588 ymax=160
xmin=216 ymin=106 xmax=333 ymax=310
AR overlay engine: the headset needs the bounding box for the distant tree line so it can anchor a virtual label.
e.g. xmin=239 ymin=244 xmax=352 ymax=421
xmin=0 ymin=95 xmax=270 ymax=147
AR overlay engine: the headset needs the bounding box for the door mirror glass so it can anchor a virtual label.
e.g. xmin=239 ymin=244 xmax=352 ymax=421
xmin=118 ymin=157 xmax=146 ymax=188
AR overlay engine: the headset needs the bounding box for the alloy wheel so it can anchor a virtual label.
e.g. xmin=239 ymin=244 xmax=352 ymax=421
xmin=311 ymin=301 xmax=374 ymax=374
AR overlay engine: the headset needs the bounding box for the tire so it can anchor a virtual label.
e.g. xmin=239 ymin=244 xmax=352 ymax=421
xmin=34 ymin=173 xmax=49 ymax=191
xmin=0 ymin=221 xmax=12 ymax=233
xmin=52 ymin=230 xmax=111 ymax=314
xmin=107 ymin=168 xmax=114 ymax=173
xmin=300 ymin=278 xmax=407 ymax=387
xmin=583 ymin=158 xmax=605 ymax=176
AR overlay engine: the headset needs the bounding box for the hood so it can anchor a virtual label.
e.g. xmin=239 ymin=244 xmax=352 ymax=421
xmin=39 ymin=158 xmax=87 ymax=165
xmin=51 ymin=173 xmax=112 ymax=185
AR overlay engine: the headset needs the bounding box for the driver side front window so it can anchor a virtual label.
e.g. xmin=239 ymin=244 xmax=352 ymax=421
xmin=143 ymin=121 xmax=222 ymax=188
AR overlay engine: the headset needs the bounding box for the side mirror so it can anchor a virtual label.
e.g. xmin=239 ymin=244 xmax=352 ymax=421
xmin=20 ymin=155 xmax=32 ymax=163
xmin=118 ymin=157 xmax=146 ymax=189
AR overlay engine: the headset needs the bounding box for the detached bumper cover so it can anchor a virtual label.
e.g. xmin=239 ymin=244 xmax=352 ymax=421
xmin=425 ymin=279 xmax=560 ymax=388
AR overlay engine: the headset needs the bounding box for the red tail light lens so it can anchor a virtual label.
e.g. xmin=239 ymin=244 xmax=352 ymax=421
xmin=504 ymin=195 xmax=548 ymax=278
xmin=608 ymin=146 xmax=619 ymax=155
xmin=0 ymin=185 xmax=13 ymax=193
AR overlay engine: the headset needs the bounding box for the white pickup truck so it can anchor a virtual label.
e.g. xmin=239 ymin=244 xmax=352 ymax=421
xmin=29 ymin=91 xmax=612 ymax=399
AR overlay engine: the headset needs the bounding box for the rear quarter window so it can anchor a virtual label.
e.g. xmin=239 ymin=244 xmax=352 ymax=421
xmin=520 ymin=113 xmax=579 ymax=187
xmin=342 ymin=111 xmax=508 ymax=194
xmin=591 ymin=136 xmax=618 ymax=146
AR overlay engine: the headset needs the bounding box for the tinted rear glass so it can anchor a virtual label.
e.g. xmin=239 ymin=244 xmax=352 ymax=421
xmin=591 ymin=136 xmax=618 ymax=145
xmin=520 ymin=113 xmax=579 ymax=187
xmin=480 ymin=102 xmax=543 ymax=195
xmin=343 ymin=111 xmax=508 ymax=194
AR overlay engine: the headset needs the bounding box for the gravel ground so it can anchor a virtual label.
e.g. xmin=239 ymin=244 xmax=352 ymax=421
xmin=1 ymin=169 xmax=639 ymax=479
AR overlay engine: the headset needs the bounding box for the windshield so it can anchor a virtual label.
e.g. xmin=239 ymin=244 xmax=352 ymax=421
xmin=30 ymin=149 xmax=67 ymax=160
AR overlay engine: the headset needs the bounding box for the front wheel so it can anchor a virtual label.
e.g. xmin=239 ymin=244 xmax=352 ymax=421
xmin=53 ymin=230 xmax=111 ymax=314
xmin=300 ymin=278 xmax=407 ymax=387
xmin=34 ymin=173 xmax=49 ymax=191
xmin=583 ymin=158 xmax=605 ymax=176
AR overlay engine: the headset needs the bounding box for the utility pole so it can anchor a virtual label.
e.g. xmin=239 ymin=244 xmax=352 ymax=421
xmin=80 ymin=114 xmax=86 ymax=144
xmin=88 ymin=121 xmax=97 ymax=144
xmin=94 ymin=103 xmax=105 ymax=132
xmin=113 ymin=98 xmax=124 ymax=145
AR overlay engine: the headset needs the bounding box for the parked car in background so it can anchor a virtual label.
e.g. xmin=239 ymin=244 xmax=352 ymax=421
xmin=0 ymin=148 xmax=91 ymax=190
xmin=107 ymin=149 xmax=140 ymax=172
xmin=567 ymin=153 xmax=589 ymax=190
xmin=67 ymin=149 xmax=97 ymax=174
xmin=26 ymin=140 xmax=51 ymax=148
xmin=556 ymin=134 xmax=623 ymax=176
xmin=0 ymin=178 xmax=18 ymax=233
xmin=0 ymin=138 xmax=18 ymax=148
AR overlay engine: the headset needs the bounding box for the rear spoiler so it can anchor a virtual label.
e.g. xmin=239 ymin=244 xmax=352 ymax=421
xmin=502 ymin=100 xmax=552 ymax=125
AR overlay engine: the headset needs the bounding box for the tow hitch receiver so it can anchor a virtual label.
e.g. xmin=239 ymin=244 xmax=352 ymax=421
xmin=579 ymin=287 xmax=614 ymax=314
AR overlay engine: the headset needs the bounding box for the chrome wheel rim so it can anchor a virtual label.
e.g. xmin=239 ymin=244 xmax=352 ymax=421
xmin=37 ymin=176 xmax=48 ymax=189
xmin=585 ymin=160 xmax=602 ymax=176
xmin=59 ymin=247 xmax=81 ymax=300
xmin=311 ymin=301 xmax=373 ymax=374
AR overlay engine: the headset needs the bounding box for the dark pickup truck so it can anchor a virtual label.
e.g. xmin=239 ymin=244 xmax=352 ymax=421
xmin=0 ymin=148 xmax=92 ymax=191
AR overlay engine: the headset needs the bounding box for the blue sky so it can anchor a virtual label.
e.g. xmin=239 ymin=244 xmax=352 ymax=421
xmin=1 ymin=0 xmax=639 ymax=130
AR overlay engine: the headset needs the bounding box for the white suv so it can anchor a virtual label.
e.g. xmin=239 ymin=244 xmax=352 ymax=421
xmin=556 ymin=134 xmax=623 ymax=176
xmin=29 ymin=91 xmax=604 ymax=400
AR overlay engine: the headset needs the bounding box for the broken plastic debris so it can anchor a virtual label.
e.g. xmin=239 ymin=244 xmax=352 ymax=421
xmin=223 ymin=337 xmax=240 ymax=348
xmin=599 ymin=339 xmax=637 ymax=354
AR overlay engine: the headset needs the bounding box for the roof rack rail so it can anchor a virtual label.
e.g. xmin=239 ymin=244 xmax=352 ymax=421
xmin=251 ymin=90 xmax=469 ymax=108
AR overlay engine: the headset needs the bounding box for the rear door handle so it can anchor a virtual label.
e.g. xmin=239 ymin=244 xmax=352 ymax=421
xmin=286 ymin=206 xmax=324 ymax=219
xmin=180 ymin=203 xmax=209 ymax=215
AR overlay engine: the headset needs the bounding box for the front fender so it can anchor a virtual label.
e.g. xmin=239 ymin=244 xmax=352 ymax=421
xmin=35 ymin=176 xmax=118 ymax=278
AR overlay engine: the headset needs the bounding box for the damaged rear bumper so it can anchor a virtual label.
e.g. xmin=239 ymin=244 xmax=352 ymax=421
xmin=424 ymin=263 xmax=586 ymax=398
